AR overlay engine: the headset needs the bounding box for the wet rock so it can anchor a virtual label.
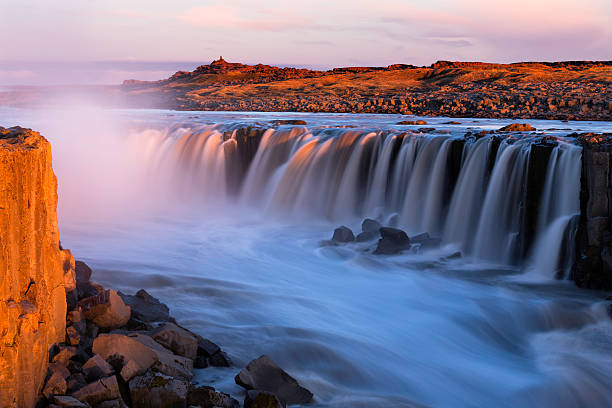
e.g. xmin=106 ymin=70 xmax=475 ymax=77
xmin=75 ymin=260 xmax=93 ymax=283
xmin=78 ymin=289 xmax=131 ymax=329
xmin=72 ymin=375 xmax=121 ymax=406
xmin=245 ymin=390 xmax=285 ymax=408
xmin=129 ymin=371 xmax=188 ymax=408
xmin=332 ymin=226 xmax=355 ymax=242
xmin=442 ymin=251 xmax=462 ymax=260
xmin=118 ymin=289 xmax=171 ymax=323
xmin=187 ymin=386 xmax=239 ymax=408
xmin=272 ymin=119 xmax=307 ymax=126
xmin=410 ymin=232 xmax=430 ymax=243
xmin=355 ymin=231 xmax=378 ymax=242
xmin=194 ymin=335 xmax=230 ymax=368
xmin=397 ymin=120 xmax=428 ymax=125
xmin=93 ymin=333 xmax=193 ymax=380
xmin=498 ymin=123 xmax=536 ymax=132
xmin=43 ymin=372 xmax=68 ymax=399
xmin=51 ymin=395 xmax=89 ymax=407
xmin=235 ymin=355 xmax=313 ymax=405
xmin=374 ymin=227 xmax=411 ymax=255
xmin=82 ymin=355 xmax=114 ymax=382
xmin=152 ymin=322 xmax=198 ymax=359
xmin=362 ymin=218 xmax=382 ymax=233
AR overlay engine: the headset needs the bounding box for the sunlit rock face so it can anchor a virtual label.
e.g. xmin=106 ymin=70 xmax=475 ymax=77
xmin=0 ymin=127 xmax=71 ymax=407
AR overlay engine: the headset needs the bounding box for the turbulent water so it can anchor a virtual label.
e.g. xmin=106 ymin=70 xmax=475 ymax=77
xmin=3 ymin=107 xmax=612 ymax=407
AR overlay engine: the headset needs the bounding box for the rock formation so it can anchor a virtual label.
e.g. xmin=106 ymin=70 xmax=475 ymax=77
xmin=0 ymin=127 xmax=73 ymax=407
xmin=572 ymin=134 xmax=612 ymax=288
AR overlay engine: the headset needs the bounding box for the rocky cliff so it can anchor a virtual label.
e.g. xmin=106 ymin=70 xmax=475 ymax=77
xmin=0 ymin=127 xmax=74 ymax=407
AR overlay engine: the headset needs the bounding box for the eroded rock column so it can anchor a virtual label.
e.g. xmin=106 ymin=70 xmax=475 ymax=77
xmin=0 ymin=127 xmax=73 ymax=407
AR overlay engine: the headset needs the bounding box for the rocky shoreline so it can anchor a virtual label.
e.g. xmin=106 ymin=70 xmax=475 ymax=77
xmin=40 ymin=259 xmax=313 ymax=408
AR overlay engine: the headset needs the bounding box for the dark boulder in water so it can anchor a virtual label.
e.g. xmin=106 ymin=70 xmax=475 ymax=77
xmin=410 ymin=232 xmax=430 ymax=243
xmin=235 ymin=355 xmax=313 ymax=405
xmin=332 ymin=226 xmax=355 ymax=242
xmin=374 ymin=227 xmax=411 ymax=255
xmin=442 ymin=251 xmax=462 ymax=260
xmin=356 ymin=231 xmax=379 ymax=242
xmin=362 ymin=218 xmax=382 ymax=233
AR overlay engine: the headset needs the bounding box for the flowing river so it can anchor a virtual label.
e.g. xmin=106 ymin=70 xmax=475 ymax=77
xmin=2 ymin=107 xmax=612 ymax=407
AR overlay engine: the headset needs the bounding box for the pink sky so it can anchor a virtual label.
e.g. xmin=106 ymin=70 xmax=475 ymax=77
xmin=1 ymin=0 xmax=610 ymax=85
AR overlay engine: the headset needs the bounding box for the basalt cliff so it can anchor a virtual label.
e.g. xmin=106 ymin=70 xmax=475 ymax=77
xmin=0 ymin=127 xmax=74 ymax=407
xmin=120 ymin=57 xmax=612 ymax=121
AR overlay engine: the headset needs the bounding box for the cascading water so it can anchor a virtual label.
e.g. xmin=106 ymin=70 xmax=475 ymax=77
xmin=137 ymin=123 xmax=581 ymax=274
xmin=4 ymin=107 xmax=612 ymax=408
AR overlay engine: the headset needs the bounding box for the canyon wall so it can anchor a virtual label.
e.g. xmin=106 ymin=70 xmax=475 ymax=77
xmin=573 ymin=139 xmax=612 ymax=289
xmin=0 ymin=127 xmax=73 ymax=407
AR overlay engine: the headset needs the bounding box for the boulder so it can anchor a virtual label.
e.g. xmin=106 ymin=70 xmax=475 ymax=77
xmin=78 ymin=290 xmax=131 ymax=329
xmin=374 ymin=227 xmax=411 ymax=255
xmin=331 ymin=226 xmax=355 ymax=243
xmin=120 ymin=359 xmax=143 ymax=382
xmin=129 ymin=372 xmax=188 ymax=408
xmin=118 ymin=289 xmax=171 ymax=323
xmin=272 ymin=119 xmax=307 ymax=126
xmin=397 ymin=120 xmax=428 ymax=125
xmin=152 ymin=322 xmax=198 ymax=359
xmin=235 ymin=355 xmax=313 ymax=405
xmin=72 ymin=376 xmax=121 ymax=406
xmin=51 ymin=395 xmax=89 ymax=407
xmin=53 ymin=346 xmax=78 ymax=365
xmin=498 ymin=123 xmax=536 ymax=132
xmin=194 ymin=335 xmax=230 ymax=368
xmin=48 ymin=362 xmax=71 ymax=380
xmin=93 ymin=333 xmax=193 ymax=380
xmin=187 ymin=386 xmax=239 ymax=408
xmin=362 ymin=218 xmax=382 ymax=233
xmin=75 ymin=260 xmax=93 ymax=283
xmin=245 ymin=390 xmax=285 ymax=408
xmin=43 ymin=372 xmax=68 ymax=399
xmin=82 ymin=354 xmax=114 ymax=382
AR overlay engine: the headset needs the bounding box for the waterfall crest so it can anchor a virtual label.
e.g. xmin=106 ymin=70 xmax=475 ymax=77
xmin=131 ymin=124 xmax=582 ymax=276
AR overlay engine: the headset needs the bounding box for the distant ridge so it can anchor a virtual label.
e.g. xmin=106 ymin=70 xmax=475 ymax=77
xmin=120 ymin=57 xmax=612 ymax=121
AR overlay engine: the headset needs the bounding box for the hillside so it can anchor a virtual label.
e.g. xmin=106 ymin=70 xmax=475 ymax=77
xmin=121 ymin=57 xmax=612 ymax=120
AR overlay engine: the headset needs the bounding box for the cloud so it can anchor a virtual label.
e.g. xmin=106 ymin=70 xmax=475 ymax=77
xmin=177 ymin=5 xmax=321 ymax=32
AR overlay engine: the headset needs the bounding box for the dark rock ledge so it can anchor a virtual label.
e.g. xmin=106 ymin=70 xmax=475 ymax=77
xmin=40 ymin=261 xmax=313 ymax=408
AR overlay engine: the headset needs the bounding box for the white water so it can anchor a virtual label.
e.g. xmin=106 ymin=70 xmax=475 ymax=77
xmin=2 ymin=108 xmax=612 ymax=407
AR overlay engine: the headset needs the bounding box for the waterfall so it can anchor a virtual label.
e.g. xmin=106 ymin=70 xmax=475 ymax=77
xmin=131 ymin=124 xmax=583 ymax=278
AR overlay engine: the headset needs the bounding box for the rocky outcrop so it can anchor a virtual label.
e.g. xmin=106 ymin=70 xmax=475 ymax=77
xmin=0 ymin=127 xmax=72 ymax=407
xmin=572 ymin=136 xmax=612 ymax=289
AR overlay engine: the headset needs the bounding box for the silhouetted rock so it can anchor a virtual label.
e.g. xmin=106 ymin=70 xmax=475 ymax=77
xmin=498 ymin=123 xmax=536 ymax=132
xmin=362 ymin=218 xmax=382 ymax=233
xmin=374 ymin=227 xmax=411 ymax=255
xmin=235 ymin=355 xmax=313 ymax=405
xmin=272 ymin=119 xmax=307 ymax=126
xmin=332 ymin=226 xmax=355 ymax=242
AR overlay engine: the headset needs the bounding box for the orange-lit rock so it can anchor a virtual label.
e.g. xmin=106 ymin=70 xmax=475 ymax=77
xmin=0 ymin=127 xmax=70 ymax=407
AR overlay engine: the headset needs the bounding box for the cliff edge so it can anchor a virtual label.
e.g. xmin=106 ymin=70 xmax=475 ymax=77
xmin=0 ymin=127 xmax=73 ymax=407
